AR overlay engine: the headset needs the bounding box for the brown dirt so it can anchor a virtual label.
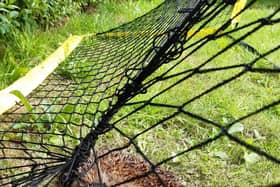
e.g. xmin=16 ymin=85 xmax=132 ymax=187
xmin=68 ymin=149 xmax=185 ymax=187
xmin=0 ymin=44 xmax=6 ymax=59
xmin=83 ymin=5 xmax=97 ymax=14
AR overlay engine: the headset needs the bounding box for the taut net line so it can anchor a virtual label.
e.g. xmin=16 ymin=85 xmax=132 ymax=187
xmin=0 ymin=0 xmax=279 ymax=186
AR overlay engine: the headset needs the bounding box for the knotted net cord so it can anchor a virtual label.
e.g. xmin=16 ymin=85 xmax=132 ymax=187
xmin=0 ymin=0 xmax=279 ymax=186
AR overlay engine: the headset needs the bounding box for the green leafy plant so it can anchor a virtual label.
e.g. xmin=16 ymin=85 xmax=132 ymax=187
xmin=0 ymin=0 xmax=82 ymax=38
xmin=10 ymin=90 xmax=33 ymax=112
xmin=0 ymin=2 xmax=20 ymax=35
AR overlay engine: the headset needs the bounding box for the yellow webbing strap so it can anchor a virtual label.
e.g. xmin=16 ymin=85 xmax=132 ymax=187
xmin=98 ymin=31 xmax=152 ymax=38
xmin=0 ymin=35 xmax=84 ymax=115
xmin=97 ymin=28 xmax=219 ymax=39
xmin=231 ymin=0 xmax=247 ymax=27
xmin=187 ymin=28 xmax=219 ymax=38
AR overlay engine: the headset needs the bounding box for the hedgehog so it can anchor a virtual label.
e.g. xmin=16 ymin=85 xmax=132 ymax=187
xmin=68 ymin=150 xmax=185 ymax=187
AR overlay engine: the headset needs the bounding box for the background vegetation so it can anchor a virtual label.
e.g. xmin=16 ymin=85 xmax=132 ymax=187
xmin=0 ymin=0 xmax=99 ymax=89
xmin=0 ymin=0 xmax=101 ymax=36
xmin=0 ymin=0 xmax=162 ymax=89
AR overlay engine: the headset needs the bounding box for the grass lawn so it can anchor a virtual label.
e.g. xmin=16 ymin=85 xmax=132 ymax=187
xmin=0 ymin=0 xmax=279 ymax=186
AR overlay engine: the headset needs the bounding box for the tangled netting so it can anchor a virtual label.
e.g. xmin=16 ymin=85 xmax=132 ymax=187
xmin=0 ymin=0 xmax=279 ymax=186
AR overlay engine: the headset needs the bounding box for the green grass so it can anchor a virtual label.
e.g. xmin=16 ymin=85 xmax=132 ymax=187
xmin=96 ymin=2 xmax=280 ymax=186
xmin=0 ymin=0 xmax=280 ymax=186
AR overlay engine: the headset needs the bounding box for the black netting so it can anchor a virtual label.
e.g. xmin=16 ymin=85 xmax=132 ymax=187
xmin=0 ymin=0 xmax=279 ymax=186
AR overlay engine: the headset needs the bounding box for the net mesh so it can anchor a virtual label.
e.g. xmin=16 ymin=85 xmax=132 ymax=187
xmin=0 ymin=0 xmax=279 ymax=186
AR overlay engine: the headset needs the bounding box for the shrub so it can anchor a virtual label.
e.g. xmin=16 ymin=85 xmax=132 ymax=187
xmin=0 ymin=2 xmax=20 ymax=35
xmin=0 ymin=0 xmax=100 ymax=38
